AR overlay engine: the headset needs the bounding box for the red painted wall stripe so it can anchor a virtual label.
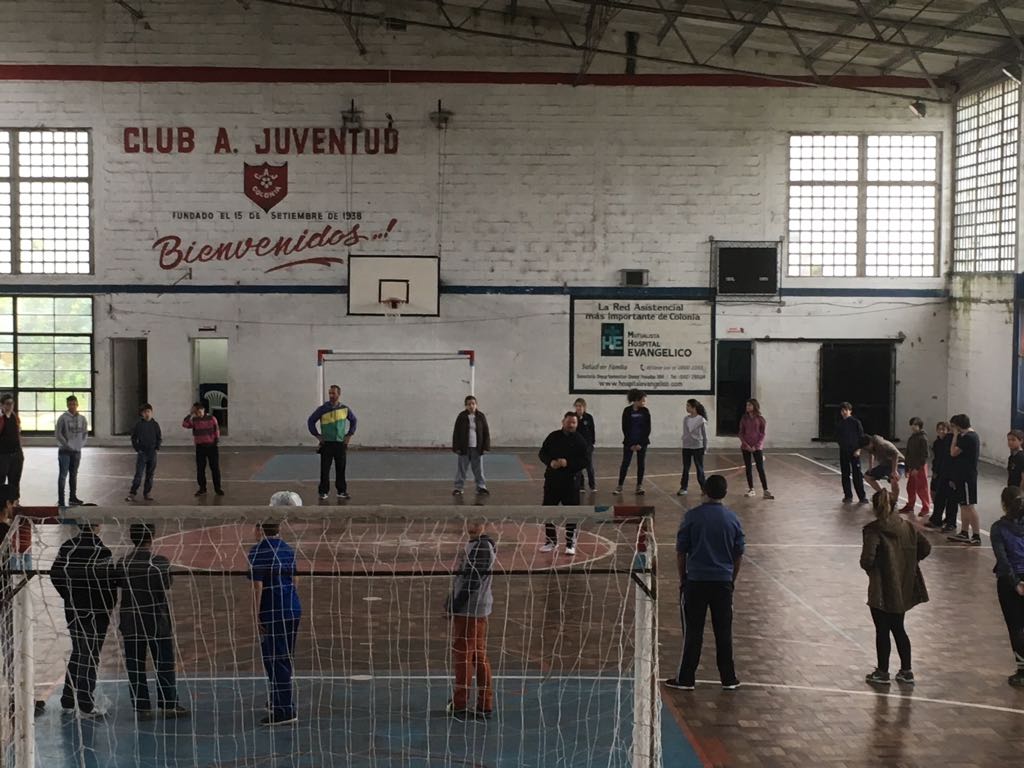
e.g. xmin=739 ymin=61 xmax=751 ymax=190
xmin=0 ymin=64 xmax=930 ymax=88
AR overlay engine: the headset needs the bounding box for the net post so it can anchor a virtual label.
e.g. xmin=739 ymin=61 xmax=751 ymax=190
xmin=13 ymin=568 xmax=34 ymax=768
xmin=631 ymin=512 xmax=661 ymax=768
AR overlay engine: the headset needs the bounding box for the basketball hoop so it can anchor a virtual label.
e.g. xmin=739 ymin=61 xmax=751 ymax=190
xmin=380 ymin=297 xmax=407 ymax=320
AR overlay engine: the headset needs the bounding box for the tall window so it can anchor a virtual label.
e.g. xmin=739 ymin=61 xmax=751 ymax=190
xmin=0 ymin=130 xmax=91 ymax=274
xmin=0 ymin=296 xmax=93 ymax=433
xmin=788 ymin=134 xmax=939 ymax=277
xmin=953 ymin=79 xmax=1019 ymax=273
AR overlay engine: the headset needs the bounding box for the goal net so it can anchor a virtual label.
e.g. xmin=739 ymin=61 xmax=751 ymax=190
xmin=1 ymin=505 xmax=660 ymax=768
xmin=316 ymin=350 xmax=476 ymax=448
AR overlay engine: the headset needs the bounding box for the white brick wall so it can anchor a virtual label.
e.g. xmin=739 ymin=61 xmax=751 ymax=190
xmin=0 ymin=1 xmax=955 ymax=447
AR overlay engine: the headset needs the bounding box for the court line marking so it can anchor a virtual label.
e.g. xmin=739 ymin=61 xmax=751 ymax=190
xmin=690 ymin=678 xmax=1024 ymax=716
xmin=92 ymin=674 xmax=634 ymax=683
xmin=789 ymin=452 xmax=991 ymax=537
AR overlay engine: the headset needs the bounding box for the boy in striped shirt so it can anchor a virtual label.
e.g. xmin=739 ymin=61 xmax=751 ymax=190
xmin=182 ymin=402 xmax=223 ymax=496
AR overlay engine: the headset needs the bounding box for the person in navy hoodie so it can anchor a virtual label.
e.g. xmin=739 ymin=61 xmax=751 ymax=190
xmin=836 ymin=402 xmax=868 ymax=504
xmin=991 ymin=486 xmax=1024 ymax=687
xmin=614 ymin=389 xmax=651 ymax=496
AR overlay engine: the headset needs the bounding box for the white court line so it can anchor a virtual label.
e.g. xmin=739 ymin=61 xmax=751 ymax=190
xmin=93 ymin=674 xmax=632 ymax=683
xmin=690 ymin=678 xmax=1024 ymax=716
xmin=789 ymin=452 xmax=991 ymax=537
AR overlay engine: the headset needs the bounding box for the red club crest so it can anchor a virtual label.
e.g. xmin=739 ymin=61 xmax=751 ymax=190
xmin=243 ymin=162 xmax=288 ymax=212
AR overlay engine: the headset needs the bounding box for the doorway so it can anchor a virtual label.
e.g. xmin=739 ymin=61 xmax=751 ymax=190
xmin=111 ymin=339 xmax=147 ymax=436
xmin=715 ymin=341 xmax=752 ymax=436
xmin=818 ymin=342 xmax=895 ymax=441
xmin=193 ymin=338 xmax=228 ymax=434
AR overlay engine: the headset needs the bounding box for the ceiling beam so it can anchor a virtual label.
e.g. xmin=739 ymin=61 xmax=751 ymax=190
xmin=805 ymin=0 xmax=890 ymax=63
xmin=726 ymin=0 xmax=782 ymax=56
xmin=879 ymin=0 xmax=1023 ymax=73
xmin=655 ymin=0 xmax=689 ymax=45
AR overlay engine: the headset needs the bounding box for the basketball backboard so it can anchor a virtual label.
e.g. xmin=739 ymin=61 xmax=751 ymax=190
xmin=347 ymin=255 xmax=440 ymax=317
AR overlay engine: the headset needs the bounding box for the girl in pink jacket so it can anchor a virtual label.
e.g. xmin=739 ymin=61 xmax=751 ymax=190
xmin=739 ymin=399 xmax=774 ymax=500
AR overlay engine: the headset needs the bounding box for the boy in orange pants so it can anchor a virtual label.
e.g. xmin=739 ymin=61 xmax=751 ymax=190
xmin=445 ymin=518 xmax=496 ymax=720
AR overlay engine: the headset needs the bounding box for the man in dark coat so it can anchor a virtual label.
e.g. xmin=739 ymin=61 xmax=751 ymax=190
xmin=451 ymin=395 xmax=491 ymax=496
xmin=539 ymin=412 xmax=590 ymax=556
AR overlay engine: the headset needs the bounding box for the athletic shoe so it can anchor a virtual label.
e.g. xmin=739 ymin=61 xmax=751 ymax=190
xmin=144 ymin=495 xmax=154 ymax=501
xmin=662 ymin=678 xmax=694 ymax=691
xmin=445 ymin=701 xmax=471 ymax=721
xmin=941 ymin=524 xmax=958 ymax=533
xmin=214 ymin=488 xmax=225 ymax=496
xmin=477 ymin=488 xmax=490 ymax=496
xmin=865 ymin=669 xmax=891 ymax=686
xmin=260 ymin=713 xmax=298 ymax=726
xmin=589 ymin=486 xmax=597 ymax=492
xmin=762 ymin=491 xmax=774 ymax=500
xmin=948 ymin=530 xmax=971 ymax=543
xmin=923 ymin=521 xmax=942 ymax=529
xmin=636 ymin=485 xmax=645 ymax=495
xmin=613 ymin=486 xmax=623 ymax=495
xmin=894 ymin=670 xmax=915 ymax=685
xmin=338 ymin=492 xmax=351 ymax=500
xmin=474 ymin=708 xmax=494 ymax=720
xmin=745 ymin=489 xmax=756 ymax=497
xmin=538 ymin=542 xmax=556 ymax=553
xmin=898 ymin=506 xmax=914 ymax=514
xmin=1008 ymin=670 xmax=1024 ymax=687
xmin=565 ymin=544 xmax=577 ymax=556
xmin=69 ymin=498 xmax=85 ymax=506
xmin=79 ymin=706 xmax=107 ymax=718
xmin=842 ymin=497 xmax=853 ymax=504
xmin=318 ymin=493 xmax=329 ymax=500
xmin=971 ymin=534 xmax=983 ymax=546
xmin=135 ymin=708 xmax=156 ymax=720
xmin=161 ymin=705 xmax=190 ymax=718
xmin=452 ymin=489 xmax=463 ymax=496
xmin=676 ymin=488 xmax=688 ymax=496
xmin=721 ymin=680 xmax=741 ymax=690
xmin=125 ymin=493 xmax=136 ymax=502
xmin=195 ymin=488 xmax=207 ymax=496
xmin=33 ymin=700 xmax=45 ymax=716
xmin=858 ymin=499 xmax=870 ymax=505
xmin=918 ymin=509 xmax=930 ymax=518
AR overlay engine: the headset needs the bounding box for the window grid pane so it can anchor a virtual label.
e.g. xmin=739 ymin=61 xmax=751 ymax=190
xmin=866 ymin=185 xmax=937 ymax=277
xmin=787 ymin=134 xmax=938 ymax=277
xmin=16 ymin=130 xmax=89 ymax=179
xmin=17 ymin=181 xmax=90 ymax=274
xmin=953 ymin=79 xmax=1018 ymax=273
xmin=0 ymin=297 xmax=92 ymax=434
xmin=0 ymin=132 xmax=9 ymax=178
xmin=0 ymin=181 xmax=9 ymax=274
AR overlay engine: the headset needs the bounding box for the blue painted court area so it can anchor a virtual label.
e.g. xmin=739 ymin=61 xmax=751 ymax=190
xmin=34 ymin=677 xmax=699 ymax=767
xmin=253 ymin=451 xmax=530 ymax=482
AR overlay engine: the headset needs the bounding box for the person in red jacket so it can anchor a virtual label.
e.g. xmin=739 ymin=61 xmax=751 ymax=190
xmin=182 ymin=402 xmax=223 ymax=496
xmin=738 ymin=399 xmax=773 ymax=500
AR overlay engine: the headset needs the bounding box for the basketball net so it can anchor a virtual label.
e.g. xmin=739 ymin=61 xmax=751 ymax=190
xmin=380 ymin=297 xmax=405 ymax=320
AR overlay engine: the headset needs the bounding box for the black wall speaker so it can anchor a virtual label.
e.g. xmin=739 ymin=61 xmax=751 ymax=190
xmin=717 ymin=245 xmax=778 ymax=295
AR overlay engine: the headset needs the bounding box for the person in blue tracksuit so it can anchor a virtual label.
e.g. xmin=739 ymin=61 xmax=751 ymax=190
xmin=248 ymin=491 xmax=303 ymax=726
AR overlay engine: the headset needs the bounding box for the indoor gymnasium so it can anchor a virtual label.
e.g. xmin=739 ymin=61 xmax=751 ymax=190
xmin=0 ymin=1 xmax=1023 ymax=766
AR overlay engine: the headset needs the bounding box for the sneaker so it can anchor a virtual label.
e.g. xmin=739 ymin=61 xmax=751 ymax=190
xmin=214 ymin=488 xmax=225 ymax=496
xmin=636 ymin=485 xmax=645 ymax=496
xmin=34 ymin=700 xmax=45 ymax=716
xmin=565 ymin=544 xmax=577 ymax=556
xmin=125 ymin=493 xmax=137 ymax=502
xmin=452 ymin=488 xmax=463 ymax=496
xmin=894 ymin=670 xmax=915 ymax=685
xmin=144 ymin=495 xmax=154 ymax=501
xmin=676 ymin=488 xmax=688 ymax=496
xmin=135 ymin=708 xmax=156 ymax=720
xmin=923 ymin=521 xmax=942 ymax=529
xmin=941 ymin=524 xmax=958 ymax=533
xmin=613 ymin=486 xmax=623 ymax=495
xmin=589 ymin=486 xmax=597 ymax=492
xmin=721 ymin=680 xmax=741 ymax=690
xmin=318 ymin=493 xmax=329 ymax=500
xmin=842 ymin=497 xmax=853 ymax=504
xmin=898 ymin=506 xmax=914 ymax=514
xmin=971 ymin=534 xmax=983 ymax=546
xmin=477 ymin=487 xmax=490 ymax=496
xmin=918 ymin=509 xmax=930 ymax=518
xmin=948 ymin=530 xmax=971 ymax=543
xmin=865 ymin=669 xmax=891 ymax=686
xmin=539 ymin=542 xmax=556 ymax=553
xmin=260 ymin=713 xmax=298 ymax=726
xmin=762 ymin=491 xmax=774 ymax=500
xmin=161 ymin=705 xmax=190 ymax=718
xmin=474 ymin=707 xmax=494 ymax=720
xmin=69 ymin=498 xmax=85 ymax=507
xmin=195 ymin=488 xmax=207 ymax=497
xmin=79 ymin=706 xmax=107 ymax=718
xmin=857 ymin=498 xmax=870 ymax=505
xmin=662 ymin=678 xmax=695 ymax=691
xmin=338 ymin=492 xmax=351 ymax=500
xmin=745 ymin=489 xmax=756 ymax=498
xmin=445 ymin=701 xmax=471 ymax=721
xmin=1008 ymin=670 xmax=1024 ymax=687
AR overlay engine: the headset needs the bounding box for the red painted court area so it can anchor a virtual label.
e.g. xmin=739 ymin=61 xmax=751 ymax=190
xmin=154 ymin=521 xmax=619 ymax=573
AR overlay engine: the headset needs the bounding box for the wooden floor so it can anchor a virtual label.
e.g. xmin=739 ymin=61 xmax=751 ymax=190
xmin=14 ymin=443 xmax=1024 ymax=766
